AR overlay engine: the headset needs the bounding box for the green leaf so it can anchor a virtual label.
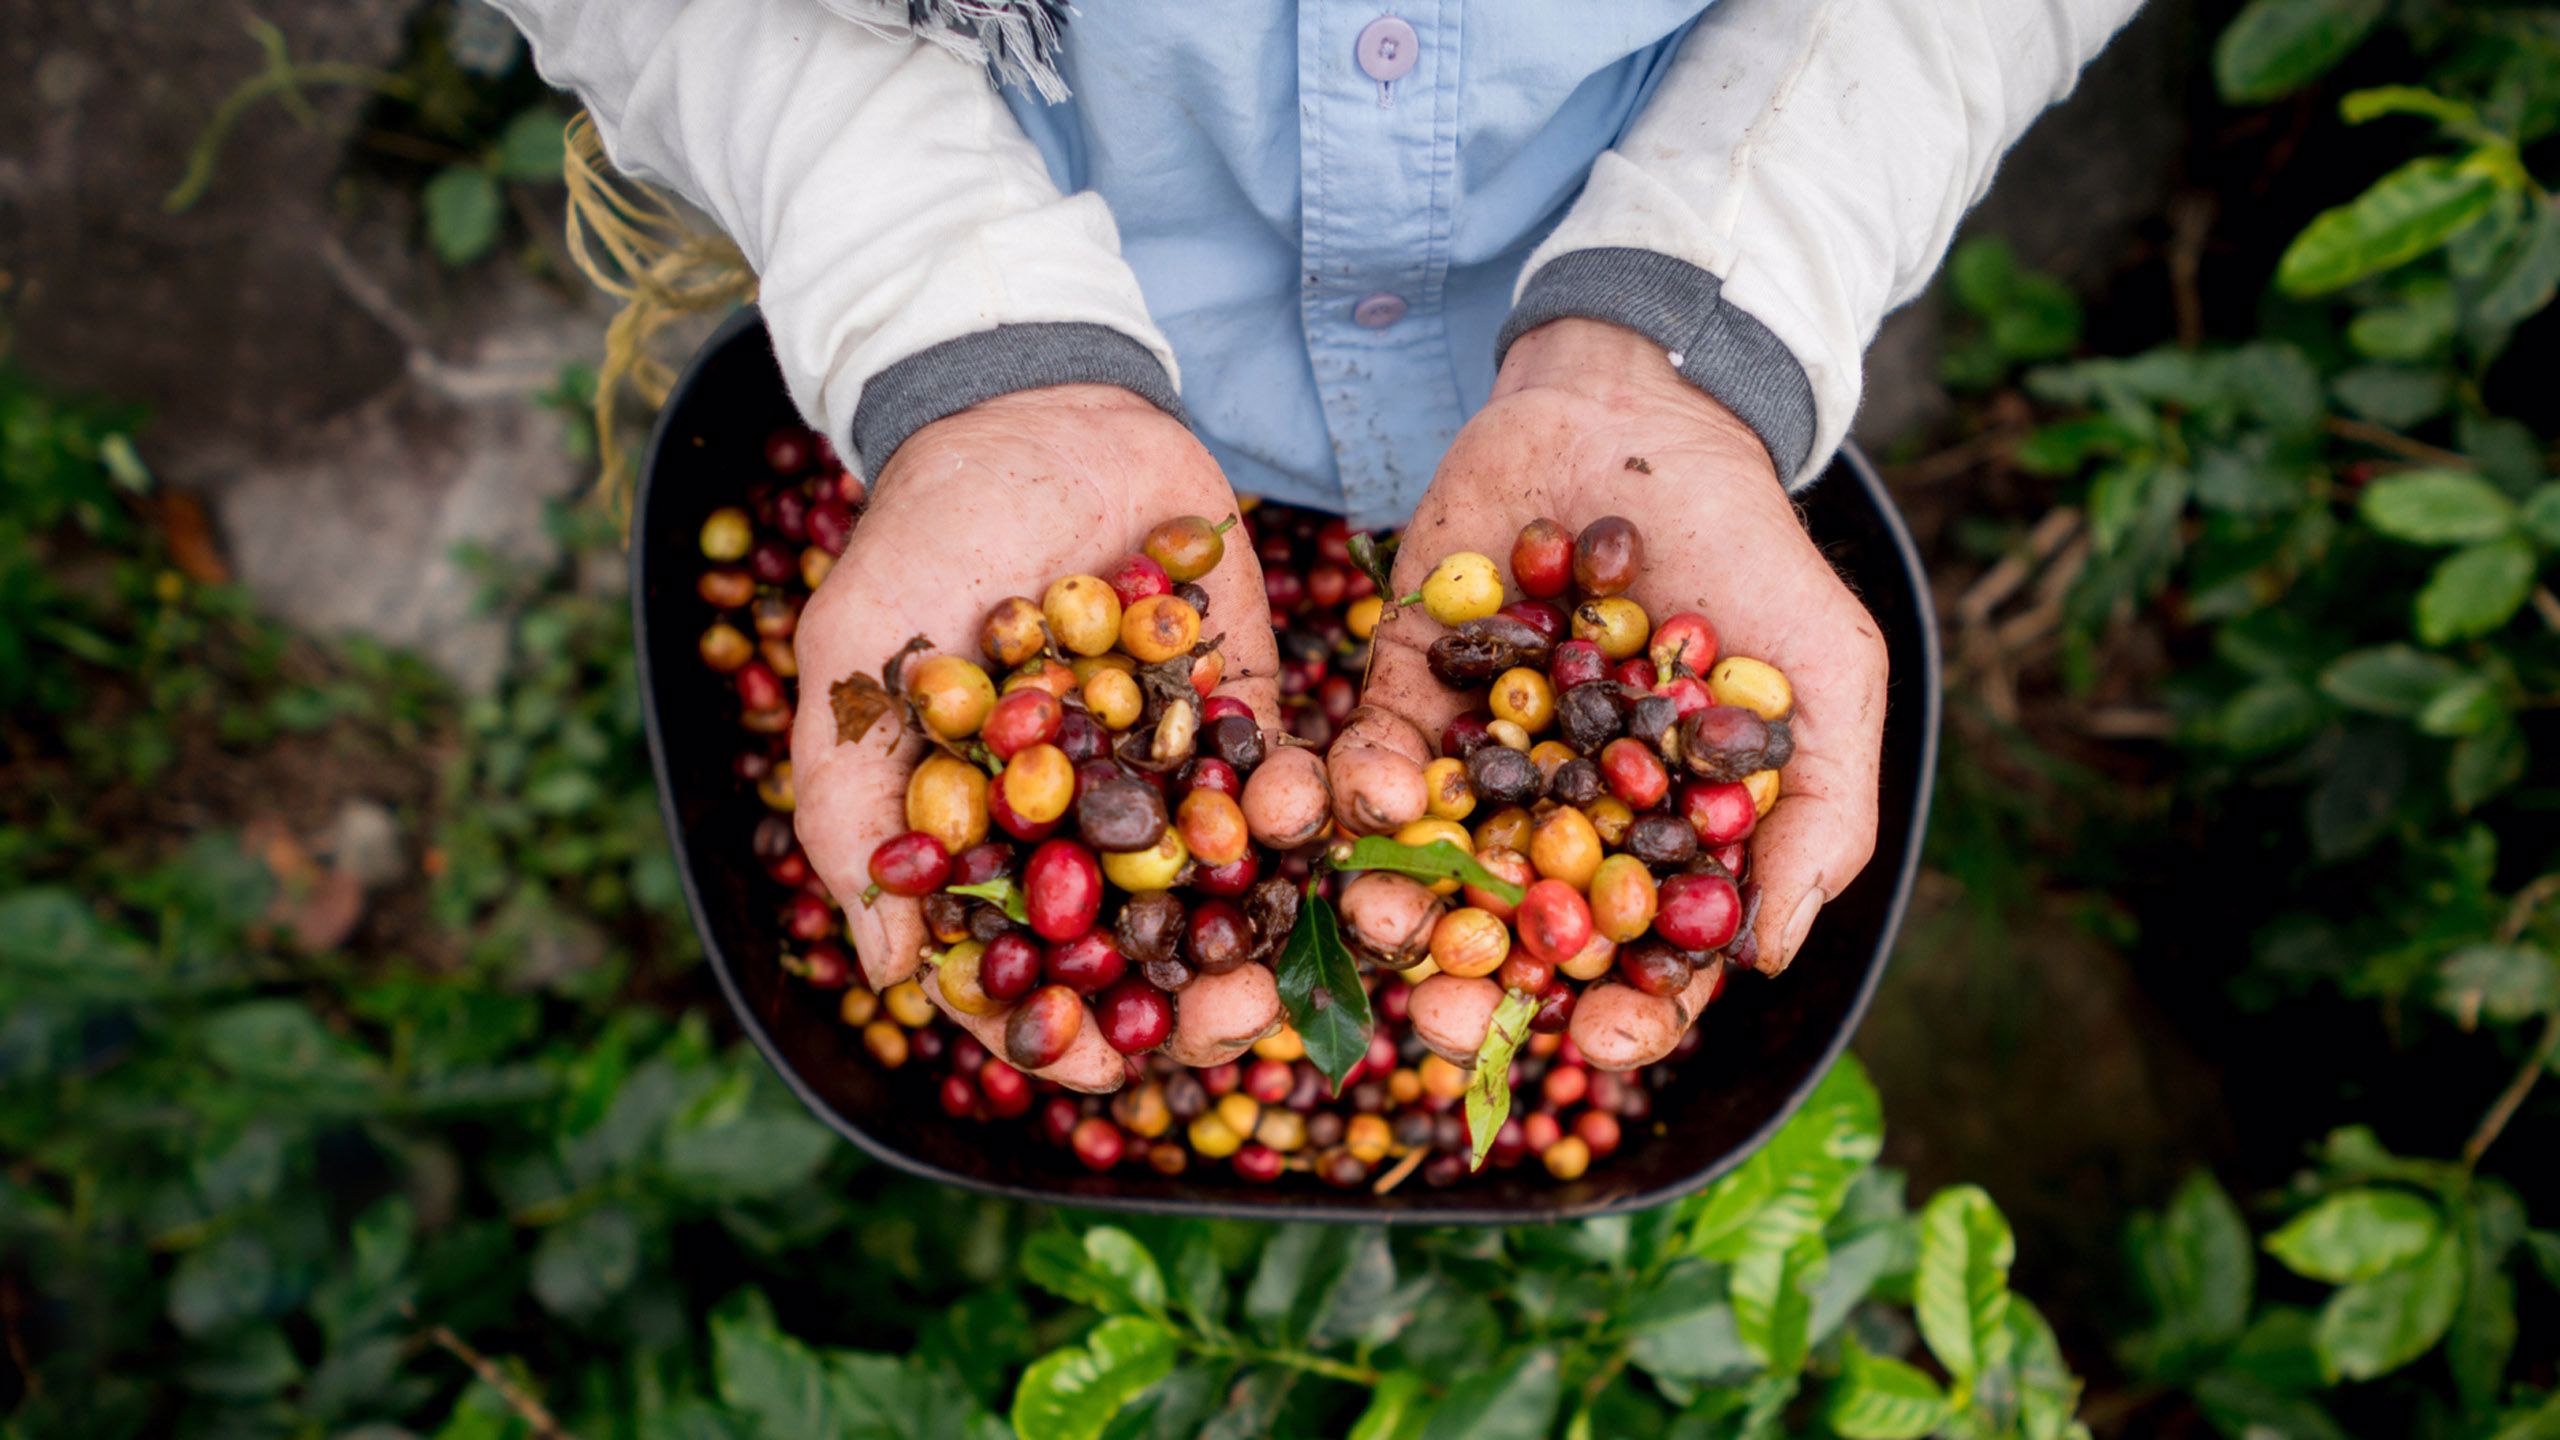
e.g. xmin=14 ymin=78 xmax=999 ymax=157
xmin=1463 ymin=990 xmax=1539 ymax=1170
xmin=2320 ymin=646 xmax=2466 ymax=716
xmin=1915 ymin=1186 xmax=2016 ymax=1390
xmin=1628 ymin=1298 xmax=1756 ymax=1385
xmin=1010 ymin=1317 xmax=1177 ymax=1440
xmin=2215 ymin=680 xmax=2326 ymax=755
xmin=494 ymin=107 xmax=568 ymax=181
xmin=2437 ymin=943 xmax=2560 ymax=1024
xmin=2014 ymin=417 xmax=2137 ymax=477
xmin=530 ymin=1205 xmax=640 ymax=1317
xmin=422 ymin=166 xmax=504 ymax=267
xmin=1420 ymin=1348 xmax=1561 ymax=1440
xmin=1687 ymin=1056 xmax=1885 ymax=1262
xmin=2416 ymin=538 xmax=2538 ymax=644
xmin=200 ymin=999 xmax=381 ymax=1088
xmin=2214 ymin=0 xmax=2389 ymax=102
xmin=2008 ymin=1299 xmax=2087 ymax=1440
xmin=2192 ymin=1371 xmax=2351 ymax=1440
xmin=1346 ymin=532 xmax=1398 ymax=602
xmin=2315 ymin=1234 xmax=2463 ymax=1381
xmin=2477 ymin=197 xmax=2560 ymax=328
xmin=1349 ymin=1372 xmax=1431 ymax=1440
xmin=2332 ymin=365 xmax=2451 ymax=427
xmin=1732 ymin=1234 xmax=1827 ymax=1376
xmin=2359 ymin=470 xmax=2520 ymax=546
xmin=2489 ymin=1392 xmax=2560 ymax=1440
xmin=2416 ymin=675 xmax=2505 ymax=737
xmin=2533 ymin=1231 xmax=2560 ymax=1294
xmin=1826 ymin=1342 xmax=1953 ymax=1439
xmin=664 ymin=1112 xmax=833 ymax=1199
xmin=167 ymin=1232 xmax=275 ymax=1336
xmin=1244 ymin=1225 xmax=1392 ymax=1347
xmin=1333 ymin=837 xmax=1523 ymax=907
xmin=1022 ymin=1227 xmax=1167 ymax=1318
xmin=2125 ymin=1173 xmax=2254 ymax=1373
xmin=948 ymin=877 xmax=1029 ymax=924
xmin=2521 ymin=485 xmax=2560 ymax=550
xmin=2265 ymin=1190 xmax=2442 ymax=1283
xmin=2451 ymin=1195 xmax=2522 ymax=1417
xmin=2277 ymin=156 xmax=2503 ymax=295
xmin=2450 ymin=719 xmax=2530 ymax=811
xmin=2346 ymin=280 xmax=2458 ymax=361
xmin=1273 ymin=892 xmax=1371 ymax=1093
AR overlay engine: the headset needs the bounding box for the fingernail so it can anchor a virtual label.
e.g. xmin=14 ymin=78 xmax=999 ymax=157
xmin=1780 ymin=890 xmax=1826 ymax=963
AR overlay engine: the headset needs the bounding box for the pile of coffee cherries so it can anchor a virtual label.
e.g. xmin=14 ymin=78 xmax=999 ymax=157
xmin=1367 ymin=516 xmax=1798 ymax=1077
xmin=691 ymin=428 xmax=1728 ymax=1189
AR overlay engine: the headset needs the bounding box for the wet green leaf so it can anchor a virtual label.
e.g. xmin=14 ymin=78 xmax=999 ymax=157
xmin=1273 ymin=891 xmax=1370 ymax=1092
xmin=2359 ymin=470 xmax=2519 ymax=546
xmin=2416 ymin=538 xmax=2537 ymax=644
xmin=2266 ymin=1190 xmax=2442 ymax=1283
xmin=2278 ymin=156 xmax=2502 ymax=295
xmin=1463 ymin=990 xmax=1538 ymax=1171
xmin=1826 ymin=1341 xmax=1951 ymax=1439
xmin=1915 ymin=1186 xmax=2015 ymax=1389
xmin=2215 ymin=0 xmax=2389 ymax=102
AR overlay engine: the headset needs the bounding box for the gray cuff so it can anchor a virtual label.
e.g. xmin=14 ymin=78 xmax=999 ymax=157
xmin=850 ymin=322 xmax=1187 ymax=478
xmin=1496 ymin=248 xmax=1818 ymax=483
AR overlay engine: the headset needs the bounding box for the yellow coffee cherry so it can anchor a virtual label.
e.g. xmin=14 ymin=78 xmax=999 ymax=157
xmin=935 ymin=940 xmax=1001 ymax=1016
xmin=1428 ymin=907 xmax=1510 ymax=978
xmin=1254 ymin=1109 xmax=1308 ymax=1153
xmin=1486 ymin=718 xmax=1532 ymax=751
xmin=1420 ymin=1054 xmax=1471 ymax=1099
xmin=1528 ymin=740 xmax=1578 ymax=785
xmin=1345 ymin=1113 xmax=1393 ymax=1163
xmin=907 ymin=654 xmax=996 ymax=739
xmin=1422 ymin=756 xmax=1476 ymax=822
xmin=1347 ymin=595 xmax=1385 ymax=639
xmin=1113 ymin=1083 xmax=1173 ymax=1139
xmin=861 ymin=1019 xmax=909 ymax=1069
xmin=1070 ymin=652 xmax=1138 ymax=682
xmin=1542 ymin=1135 xmax=1592 ymax=1181
xmin=884 ymin=979 xmax=935 ymax=1028
xmin=1041 ymin=574 xmax=1124 ymax=657
xmin=1398 ymin=956 xmax=1441 ymax=984
xmin=1215 ymin=1092 xmax=1261 ymax=1138
xmin=1000 ymin=743 xmax=1076 ymax=825
xmin=1489 ymin=667 xmax=1556 ymax=733
xmin=1102 ymin=828 xmax=1191 ymax=891
xmin=1387 ymin=1068 xmax=1423 ymax=1105
xmin=981 ymin=596 xmax=1048 ymax=668
xmin=839 ymin=987 xmax=880 ymax=1026
xmin=698 ymin=507 xmax=753 ymax=561
xmin=1392 ymin=817 xmax=1473 ymax=894
xmin=1083 ymin=667 xmax=1144 ymax=729
xmin=1121 ymin=594 xmax=1203 ymax=664
xmin=1473 ymin=805 xmax=1532 ymax=855
xmin=1529 ymin=804 xmax=1604 ymax=890
xmin=1253 ymin=1027 xmax=1307 ymax=1062
xmin=905 ymin=754 xmax=989 ymax=854
xmin=1586 ymin=855 xmax=1659 ymax=944
xmin=1188 ymin=1113 xmax=1243 ymax=1159
xmin=1708 ymin=656 xmax=1795 ymax=721
xmin=1559 ymin=933 xmax=1617 ymax=981
xmin=1572 ymin=596 xmax=1652 ymax=660
xmin=1419 ymin=552 xmax=1504 ymax=626
xmin=1746 ymin=767 xmax=1783 ymax=817
xmin=1584 ymin=796 xmax=1634 ymax=848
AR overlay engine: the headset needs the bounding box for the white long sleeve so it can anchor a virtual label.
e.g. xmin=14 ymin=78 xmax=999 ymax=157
xmin=488 ymin=0 xmax=1177 ymax=470
xmin=1516 ymin=0 xmax=2144 ymax=486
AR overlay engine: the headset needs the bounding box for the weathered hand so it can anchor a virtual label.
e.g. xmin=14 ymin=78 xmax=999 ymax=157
xmin=788 ymin=386 xmax=1278 ymax=1091
xmin=1340 ymin=320 xmax=1888 ymax=1067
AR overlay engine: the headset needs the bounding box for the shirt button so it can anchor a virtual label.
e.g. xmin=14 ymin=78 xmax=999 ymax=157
xmin=1355 ymin=17 xmax=1419 ymax=83
xmin=1353 ymin=293 xmax=1408 ymax=329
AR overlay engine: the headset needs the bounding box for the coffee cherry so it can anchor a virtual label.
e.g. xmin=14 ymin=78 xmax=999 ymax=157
xmin=1096 ymin=977 xmax=1174 ymax=1053
xmin=1572 ymin=516 xmax=1644 ymax=596
xmin=976 ymin=931 xmax=1043 ymax=1002
xmin=979 ymin=596 xmax=1047 ymax=668
xmin=1122 ymin=594 xmax=1203 ymax=664
xmin=1472 ymin=805 xmax=1533 ymax=856
xmin=1530 ymin=980 xmax=1577 ymax=1033
xmin=763 ymin=427 xmax=815 ymax=474
xmin=700 ymin=623 xmax=753 ymax=672
xmin=1572 ymin=597 xmax=1651 ymax=661
xmin=807 ymin=497 xmax=856 ymax=556
xmin=1042 ymin=574 xmax=1124 ymax=657
xmin=982 ymin=688 xmax=1064 ymax=759
xmin=748 ymin=541 xmax=797 ymax=584
xmin=1204 ymin=715 xmax=1265 ymax=773
xmin=867 ymin=830 xmax=951 ymax=897
xmin=1071 ymin=1116 xmax=1127 ymax=1171
xmin=1106 ymin=553 xmax=1175 ymax=610
xmin=940 ymin=1072 xmax=979 ymax=1118
xmin=1143 ymin=514 xmax=1230 ymax=582
xmin=1678 ymin=705 xmax=1793 ymax=783
xmin=940 ymin=939 xmax=1009 ymax=1016
xmin=1420 ymin=552 xmax=1504 ymax=626
xmin=1598 ymin=738 xmax=1670 ymax=810
xmin=1655 ymin=674 xmax=1715 ymax=718
xmin=1611 ymin=657 xmax=1659 ymax=690
xmin=1441 ymin=713 xmax=1495 ymax=759
xmin=1076 ymin=775 xmax=1169 ymax=854
xmin=980 ymin=1059 xmax=1034 ymax=1117
xmin=1575 ymin=1109 xmax=1622 ymax=1159
xmin=1006 ymin=984 xmax=1085 ymax=1069
xmin=795 ymin=941 xmax=853 ymax=990
xmin=1511 ymin=517 xmax=1574 ymax=598
xmin=735 ymin=661 xmax=786 ymax=714
xmin=1707 ymin=655 xmax=1794 ymax=721
xmin=1649 ymin=613 xmax=1720 ymax=679
xmin=1185 ymin=898 xmax=1252 ymax=974
xmin=1542 ymin=1134 xmax=1592 ymax=1181
xmin=1515 ymin=879 xmax=1593 ymax=966
xmin=908 ymin=655 xmax=997 ymax=739
xmin=1489 ymin=667 xmax=1556 ymax=734
xmin=1047 ymin=928 xmax=1128 ymax=995
xmin=1625 ymin=811 xmax=1699 ymax=868
xmin=1005 ymin=656 xmax=1079 ymax=700
xmin=780 ymin=892 xmax=831 ymax=942
xmin=1428 ymin=907 xmax=1510 ymax=978
xmin=1678 ymin=779 xmax=1757 ymax=846
xmin=1177 ymin=789 xmax=1250 ymax=866
xmin=1462 ymin=846 xmax=1533 ymax=921
xmin=1500 ymin=600 xmax=1570 ymax=644
xmin=1191 ymin=851 xmax=1261 ymax=898
xmin=1465 ymin=743 xmax=1540 ymax=807
xmin=1547 ymin=757 xmax=1603 ymax=809
xmin=1746 ymin=768 xmax=1782 ymax=819
xmin=1101 ymin=828 xmax=1190 ymax=892
xmin=1587 ymin=855 xmax=1660 ymax=943
xmin=1421 ymin=757 xmax=1476 ymax=822
xmin=1655 ymin=871 xmax=1741 ymax=951
xmin=1619 ymin=938 xmax=1695 ymax=998
xmin=1024 ymin=840 xmax=1104 ymax=942
xmin=1527 ymin=805 xmax=1603 ymax=890
xmin=699 ymin=506 xmax=753 ymax=561
xmin=863 ymin=1020 xmax=910 ymax=1068
xmin=698 ymin=567 xmax=755 ymax=609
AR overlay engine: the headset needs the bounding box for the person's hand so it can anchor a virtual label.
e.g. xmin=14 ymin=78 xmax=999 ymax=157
xmin=1339 ymin=319 xmax=1887 ymax=1067
xmin=788 ymin=385 xmax=1278 ymax=1091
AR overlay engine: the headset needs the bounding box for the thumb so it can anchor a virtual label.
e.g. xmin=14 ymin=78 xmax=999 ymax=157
xmin=1736 ymin=655 xmax=1884 ymax=975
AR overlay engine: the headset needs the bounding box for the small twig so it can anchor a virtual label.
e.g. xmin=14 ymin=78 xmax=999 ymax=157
xmin=2166 ymin=193 xmax=2215 ymax=350
xmin=1887 ymin=427 xmax=2025 ymax=489
xmin=2324 ymin=417 xmax=2476 ymax=471
xmin=2 ymin=1272 xmax=40 ymax=1399
xmin=1370 ymin=1145 xmax=1427 ymax=1195
xmin=2495 ymin=874 xmax=2560 ymax=945
xmin=2080 ymin=707 xmax=2177 ymax=740
xmin=2531 ymin=586 xmax=2560 ymax=635
xmin=412 ymin=1313 xmax=576 ymax=1439
xmin=1956 ymin=507 xmax=2081 ymax=625
xmin=164 ymin=20 xmax=418 ymax=213
xmin=2463 ymin=1012 xmax=2560 ymax=1169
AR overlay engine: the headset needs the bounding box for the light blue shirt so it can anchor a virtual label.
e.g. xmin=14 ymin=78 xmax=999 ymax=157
xmin=1001 ymin=4 xmax=1713 ymax=529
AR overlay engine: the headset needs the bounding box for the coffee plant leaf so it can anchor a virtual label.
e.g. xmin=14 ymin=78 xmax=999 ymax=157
xmin=1009 ymin=1316 xmax=1177 ymax=1440
xmin=2125 ymin=1173 xmax=2255 ymax=1374
xmin=1419 ymin=1347 xmax=1561 ymax=1440
xmin=423 ymin=165 xmax=503 ymax=268
xmin=1272 ymin=889 xmax=1370 ymax=1092
xmin=2450 ymin=716 xmax=2530 ymax=811
xmin=2415 ymin=674 xmax=2506 ymax=737
xmin=1826 ymin=1340 xmax=1952 ymax=1440
xmin=2320 ymin=646 xmax=2466 ymax=716
xmin=1687 ymin=1055 xmax=1883 ymax=1262
xmin=2333 ymin=364 xmax=2452 ymax=427
xmin=2215 ymin=0 xmax=2389 ymax=102
xmin=2477 ymin=197 xmax=2560 ymax=328
xmin=2266 ymin=1189 xmax=2442 ymax=1283
xmin=1916 ymin=1186 xmax=2017 ymax=1391
xmin=1733 ymin=1233 xmax=1827 ymax=1376
xmin=2415 ymin=538 xmax=2537 ymax=644
xmin=1349 ymin=1371 xmax=1430 ymax=1440
xmin=2452 ymin=1197 xmax=2524 ymax=1417
xmin=1244 ymin=1224 xmax=1393 ymax=1348
xmin=2315 ymin=1233 xmax=2463 ymax=1381
xmin=2437 ymin=943 xmax=2560 ymax=1025
xmin=2520 ymin=484 xmax=2560 ymax=550
xmin=2277 ymin=156 xmax=2502 ymax=295
xmin=2358 ymin=470 xmax=2520 ymax=546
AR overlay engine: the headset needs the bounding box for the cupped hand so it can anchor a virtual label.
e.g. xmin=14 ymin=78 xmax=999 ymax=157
xmin=788 ymin=386 xmax=1278 ymax=1091
xmin=1339 ymin=320 xmax=1888 ymax=1066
